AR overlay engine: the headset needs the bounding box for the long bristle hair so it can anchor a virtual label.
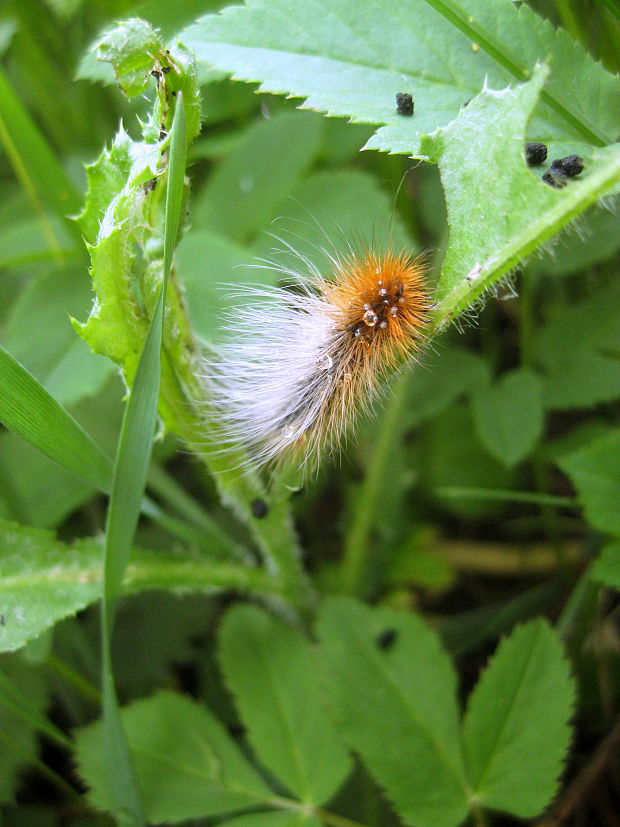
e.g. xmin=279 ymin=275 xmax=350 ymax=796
xmin=205 ymin=239 xmax=430 ymax=471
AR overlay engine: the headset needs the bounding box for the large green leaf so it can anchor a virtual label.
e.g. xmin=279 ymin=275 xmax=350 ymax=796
xmin=181 ymin=0 xmax=620 ymax=156
xmin=316 ymin=597 xmax=468 ymax=827
xmin=463 ymin=619 xmax=574 ymax=817
xmin=219 ymin=604 xmax=352 ymax=805
xmin=0 ymin=517 xmax=279 ymax=654
xmin=558 ymin=430 xmax=620 ymax=536
xmin=75 ymin=690 xmax=273 ymax=823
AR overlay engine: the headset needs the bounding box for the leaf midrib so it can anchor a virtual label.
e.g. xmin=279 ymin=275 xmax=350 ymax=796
xmin=203 ymin=0 xmax=612 ymax=145
xmin=466 ymin=624 xmax=546 ymax=796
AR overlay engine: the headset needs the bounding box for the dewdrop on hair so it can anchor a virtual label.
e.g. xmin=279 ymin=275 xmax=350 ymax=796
xmin=206 ymin=241 xmax=430 ymax=470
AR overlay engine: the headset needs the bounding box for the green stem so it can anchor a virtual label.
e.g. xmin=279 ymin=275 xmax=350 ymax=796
xmin=339 ymin=370 xmax=410 ymax=596
xmin=471 ymin=804 xmax=489 ymax=827
xmin=46 ymin=654 xmax=102 ymax=703
xmin=269 ymin=796 xmax=370 ymax=827
xmin=434 ymin=486 xmax=575 ymax=508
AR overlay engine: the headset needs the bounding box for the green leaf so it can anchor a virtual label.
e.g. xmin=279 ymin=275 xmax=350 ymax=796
xmin=3 ymin=265 xmax=115 ymax=407
xmin=219 ymin=604 xmax=352 ymax=805
xmin=0 ymin=517 xmax=280 ymax=654
xmin=558 ymin=430 xmax=620 ymax=535
xmin=95 ymin=18 xmax=164 ymax=97
xmin=421 ymin=402 xmax=515 ymax=518
xmin=181 ymin=0 xmax=620 ymax=156
xmin=316 ymin=597 xmax=468 ymax=827
xmin=406 ymin=347 xmax=491 ymax=428
xmin=74 ymin=690 xmax=273 ymax=823
xmin=471 ymin=369 xmax=543 ymax=466
xmin=0 ymin=344 xmax=112 ymax=493
xmin=463 ymin=619 xmax=574 ymax=817
xmin=591 ymin=541 xmax=620 ymax=589
xmin=0 ymin=65 xmax=81 ymax=220
xmin=192 ymin=109 xmax=324 ymax=243
xmin=425 ymin=67 xmax=620 ymax=326
xmin=531 ymin=282 xmax=620 ymax=409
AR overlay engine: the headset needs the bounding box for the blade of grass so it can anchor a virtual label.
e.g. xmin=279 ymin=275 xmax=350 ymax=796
xmin=100 ymin=94 xmax=187 ymax=827
xmin=0 ymin=66 xmax=81 ymax=252
xmin=0 ymin=344 xmax=112 ymax=492
xmin=0 ymin=343 xmax=245 ymax=554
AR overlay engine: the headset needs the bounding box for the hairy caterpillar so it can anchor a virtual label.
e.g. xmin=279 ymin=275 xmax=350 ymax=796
xmin=206 ymin=240 xmax=430 ymax=471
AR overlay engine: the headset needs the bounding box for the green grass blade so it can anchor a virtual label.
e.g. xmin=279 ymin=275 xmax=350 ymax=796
xmin=0 ymin=67 xmax=81 ymax=241
xmin=0 ymin=344 xmax=112 ymax=492
xmin=99 ymin=94 xmax=187 ymax=827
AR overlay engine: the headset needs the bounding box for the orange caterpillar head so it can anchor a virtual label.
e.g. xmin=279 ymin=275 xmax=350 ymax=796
xmin=326 ymin=248 xmax=429 ymax=370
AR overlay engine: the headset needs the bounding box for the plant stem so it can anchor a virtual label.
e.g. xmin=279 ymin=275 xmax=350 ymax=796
xmin=339 ymin=369 xmax=410 ymax=596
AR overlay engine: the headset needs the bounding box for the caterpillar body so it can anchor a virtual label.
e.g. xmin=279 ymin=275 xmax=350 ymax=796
xmin=207 ymin=244 xmax=430 ymax=470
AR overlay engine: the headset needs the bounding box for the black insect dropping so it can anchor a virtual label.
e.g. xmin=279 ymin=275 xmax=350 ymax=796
xmin=251 ymin=498 xmax=269 ymax=519
xmin=543 ymin=154 xmax=584 ymax=188
xmin=376 ymin=628 xmax=398 ymax=650
xmin=550 ymin=154 xmax=584 ymax=178
xmin=542 ymin=170 xmax=566 ymax=189
xmin=142 ymin=177 xmax=157 ymax=194
xmin=396 ymin=93 xmax=414 ymax=116
xmin=0 ymin=614 xmax=5 ymax=626
xmin=525 ymin=142 xmax=547 ymax=166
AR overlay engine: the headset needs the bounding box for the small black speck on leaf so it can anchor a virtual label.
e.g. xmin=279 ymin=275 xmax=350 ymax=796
xmin=376 ymin=628 xmax=398 ymax=650
xmin=0 ymin=614 xmax=5 ymax=626
xmin=396 ymin=93 xmax=414 ymax=116
xmin=525 ymin=141 xmax=547 ymax=166
xmin=251 ymin=498 xmax=269 ymax=518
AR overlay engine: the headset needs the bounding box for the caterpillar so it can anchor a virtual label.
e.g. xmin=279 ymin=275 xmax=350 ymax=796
xmin=206 ymin=241 xmax=430 ymax=471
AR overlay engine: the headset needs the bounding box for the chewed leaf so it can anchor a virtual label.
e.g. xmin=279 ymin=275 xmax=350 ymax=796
xmin=317 ymin=597 xmax=468 ymax=827
xmin=424 ymin=67 xmax=620 ymax=327
xmin=96 ymin=18 xmax=165 ymax=97
xmin=180 ymin=0 xmax=620 ymax=156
